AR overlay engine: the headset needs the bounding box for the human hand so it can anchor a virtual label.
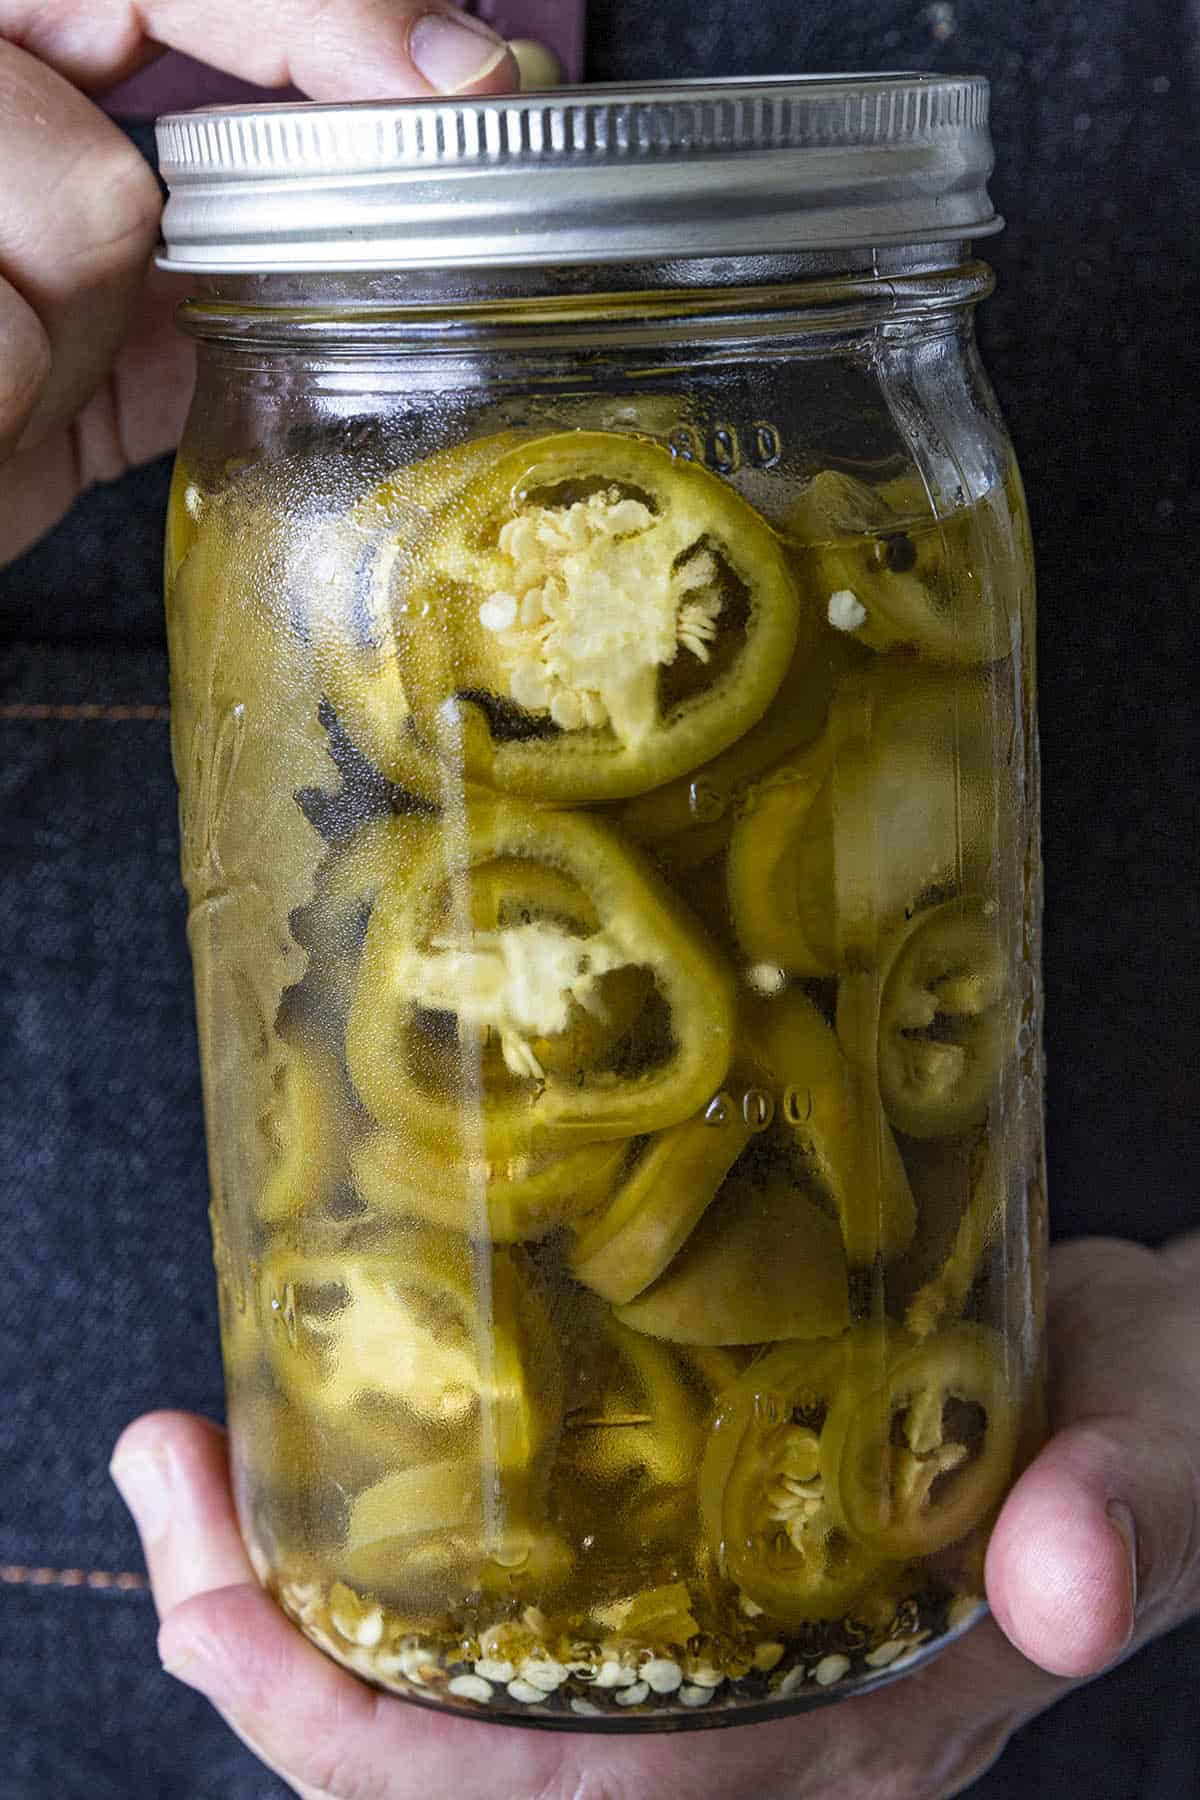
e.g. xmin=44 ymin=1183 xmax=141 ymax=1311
xmin=111 ymin=1232 xmax=1200 ymax=1800
xmin=0 ymin=0 xmax=520 ymax=566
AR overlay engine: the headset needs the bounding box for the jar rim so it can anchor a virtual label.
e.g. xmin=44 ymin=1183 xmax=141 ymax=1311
xmin=156 ymin=72 xmax=1001 ymax=275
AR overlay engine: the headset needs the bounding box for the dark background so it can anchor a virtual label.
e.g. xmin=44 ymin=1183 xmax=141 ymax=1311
xmin=1 ymin=3 xmax=1197 ymax=1795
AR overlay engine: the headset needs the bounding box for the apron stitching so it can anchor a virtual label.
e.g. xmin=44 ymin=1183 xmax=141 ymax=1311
xmin=0 ymin=704 xmax=169 ymax=722
xmin=1 ymin=1564 xmax=149 ymax=1592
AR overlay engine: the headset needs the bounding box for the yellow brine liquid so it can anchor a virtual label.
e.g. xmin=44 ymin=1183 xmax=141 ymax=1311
xmin=167 ymin=425 xmax=1044 ymax=1724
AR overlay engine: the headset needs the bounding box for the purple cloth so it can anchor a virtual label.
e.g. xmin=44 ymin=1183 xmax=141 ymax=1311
xmin=97 ymin=0 xmax=584 ymax=118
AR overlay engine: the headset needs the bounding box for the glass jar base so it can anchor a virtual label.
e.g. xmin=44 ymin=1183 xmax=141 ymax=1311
xmin=274 ymin=1573 xmax=988 ymax=1732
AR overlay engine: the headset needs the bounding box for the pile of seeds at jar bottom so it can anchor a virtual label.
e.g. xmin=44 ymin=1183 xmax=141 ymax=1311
xmin=274 ymin=1574 xmax=984 ymax=1721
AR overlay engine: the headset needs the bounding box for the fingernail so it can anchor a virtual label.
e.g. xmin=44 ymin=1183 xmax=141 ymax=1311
xmin=410 ymin=11 xmax=509 ymax=94
xmin=510 ymin=38 xmax=564 ymax=91
xmin=1106 ymin=1500 xmax=1139 ymax=1639
xmin=111 ymin=1449 xmax=172 ymax=1547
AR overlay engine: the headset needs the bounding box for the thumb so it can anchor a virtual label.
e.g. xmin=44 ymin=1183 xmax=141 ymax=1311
xmin=986 ymin=1236 xmax=1200 ymax=1679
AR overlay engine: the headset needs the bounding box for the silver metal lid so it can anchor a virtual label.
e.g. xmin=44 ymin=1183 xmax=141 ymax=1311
xmin=156 ymin=74 xmax=1000 ymax=274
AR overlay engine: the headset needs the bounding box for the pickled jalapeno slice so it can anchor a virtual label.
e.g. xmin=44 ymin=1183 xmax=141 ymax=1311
xmin=727 ymin=734 xmax=839 ymax=976
xmin=261 ymin=1228 xmax=561 ymax=1475
xmin=614 ymin=1174 xmax=850 ymax=1346
xmin=730 ymin=662 xmax=999 ymax=971
xmin=699 ymin=1338 xmax=887 ymax=1622
xmin=556 ymin=1324 xmax=746 ymax=1569
xmin=787 ymin=469 xmax=1009 ymax=664
xmin=310 ymin=434 xmax=529 ymax=789
xmin=258 ymin=1042 xmax=344 ymax=1223
xmin=569 ymin=1078 xmax=762 ymax=1305
xmin=752 ymin=993 xmax=915 ymax=1267
xmin=821 ymin=1324 xmax=1016 ymax=1560
xmin=905 ymin=1139 xmax=1007 ymax=1340
xmin=346 ymin=799 xmax=737 ymax=1155
xmin=392 ymin=430 xmax=803 ymax=803
xmin=564 ymin=1317 xmax=710 ymax=1495
xmin=351 ymin=1130 xmax=629 ymax=1243
xmin=168 ymin=489 xmax=340 ymax=1083
xmin=613 ymin=600 xmax=856 ymax=866
xmin=342 ymin=1460 xmax=573 ymax=1608
xmin=839 ymin=899 xmax=1014 ymax=1142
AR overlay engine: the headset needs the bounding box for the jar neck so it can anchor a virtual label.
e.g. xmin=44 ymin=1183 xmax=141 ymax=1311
xmin=178 ymin=245 xmax=994 ymax=352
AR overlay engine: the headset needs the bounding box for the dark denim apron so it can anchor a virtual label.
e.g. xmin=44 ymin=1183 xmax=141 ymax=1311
xmin=2 ymin=2 xmax=1197 ymax=1792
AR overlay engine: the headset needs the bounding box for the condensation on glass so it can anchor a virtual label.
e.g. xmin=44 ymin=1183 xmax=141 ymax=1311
xmin=158 ymin=77 xmax=1047 ymax=1730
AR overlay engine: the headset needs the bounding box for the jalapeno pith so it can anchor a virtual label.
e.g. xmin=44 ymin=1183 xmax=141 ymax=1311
xmin=346 ymin=799 xmax=737 ymax=1155
xmin=787 ymin=469 xmax=1014 ymax=664
xmin=390 ymin=431 xmax=804 ymax=802
xmin=821 ymin=1324 xmax=1016 ymax=1559
xmin=699 ymin=1338 xmax=888 ymax=1622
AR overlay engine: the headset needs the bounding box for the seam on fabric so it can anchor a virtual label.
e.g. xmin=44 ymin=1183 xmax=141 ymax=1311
xmin=0 ymin=704 xmax=169 ymax=722
xmin=1 ymin=1564 xmax=149 ymax=1592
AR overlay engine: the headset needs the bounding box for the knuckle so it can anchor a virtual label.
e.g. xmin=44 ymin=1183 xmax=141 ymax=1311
xmin=79 ymin=140 xmax=162 ymax=263
xmin=49 ymin=137 xmax=162 ymax=286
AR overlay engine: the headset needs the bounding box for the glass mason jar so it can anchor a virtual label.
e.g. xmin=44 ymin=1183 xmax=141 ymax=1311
xmin=157 ymin=75 xmax=1047 ymax=1728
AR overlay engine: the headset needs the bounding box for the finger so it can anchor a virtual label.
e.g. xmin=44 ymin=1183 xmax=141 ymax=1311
xmin=987 ymin=1237 xmax=1200 ymax=1679
xmin=1 ymin=0 xmax=519 ymax=100
xmin=115 ymin=1415 xmax=1071 ymax=1800
xmin=510 ymin=39 xmax=563 ymax=90
xmin=113 ymin=1411 xmax=568 ymax=1800
xmin=111 ymin=1411 xmax=254 ymax=1615
xmin=0 ymin=42 xmax=162 ymax=451
xmin=0 ymin=269 xmax=193 ymax=563
xmin=0 ymin=271 xmax=51 ymax=459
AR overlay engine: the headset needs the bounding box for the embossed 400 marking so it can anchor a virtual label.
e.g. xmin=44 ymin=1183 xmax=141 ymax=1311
xmin=669 ymin=421 xmax=784 ymax=475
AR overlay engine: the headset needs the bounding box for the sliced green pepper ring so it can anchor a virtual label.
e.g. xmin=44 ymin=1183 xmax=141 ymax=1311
xmin=727 ymin=733 xmax=839 ymax=977
xmin=257 ymin=1041 xmax=345 ymax=1225
xmin=351 ymin=1128 xmax=629 ymax=1243
xmin=615 ymin=1173 xmax=850 ymax=1346
xmin=731 ymin=661 xmax=1001 ymax=972
xmin=827 ymin=666 xmax=1001 ymax=962
xmin=821 ymin=1323 xmax=1016 ymax=1560
xmin=786 ymin=469 xmax=1010 ymax=665
xmin=839 ymin=899 xmax=1014 ymax=1142
xmin=259 ymin=1227 xmax=561 ymax=1475
xmin=340 ymin=1462 xmax=573 ymax=1607
xmin=904 ymin=1136 xmax=1007 ymax=1340
xmin=569 ymin=1073 xmax=763 ymax=1305
xmin=345 ymin=799 xmax=737 ymax=1157
xmin=554 ymin=1321 xmax=740 ymax=1564
xmin=612 ymin=606 xmax=858 ymax=863
xmin=563 ymin=1316 xmax=709 ymax=1494
xmin=699 ymin=1335 xmax=889 ymax=1623
xmin=347 ymin=1458 xmax=483 ymax=1555
xmin=308 ymin=433 xmax=530 ymax=790
xmin=751 ymin=993 xmax=915 ymax=1267
xmin=392 ymin=430 xmax=802 ymax=803
xmin=464 ymin=856 xmax=654 ymax=1078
